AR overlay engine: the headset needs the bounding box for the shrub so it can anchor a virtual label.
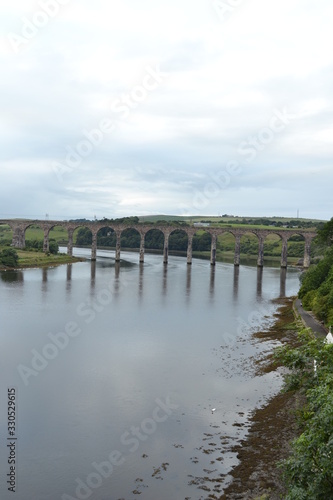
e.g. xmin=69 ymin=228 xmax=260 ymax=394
xmin=276 ymin=332 xmax=333 ymax=499
xmin=0 ymin=248 xmax=19 ymax=267
xmin=49 ymin=239 xmax=59 ymax=254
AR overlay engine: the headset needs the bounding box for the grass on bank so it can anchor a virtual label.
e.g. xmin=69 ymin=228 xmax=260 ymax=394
xmin=0 ymin=247 xmax=83 ymax=270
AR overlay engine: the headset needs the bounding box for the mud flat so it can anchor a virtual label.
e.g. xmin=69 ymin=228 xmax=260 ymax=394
xmin=220 ymin=297 xmax=305 ymax=500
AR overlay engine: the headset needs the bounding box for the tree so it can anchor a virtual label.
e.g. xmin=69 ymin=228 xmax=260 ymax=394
xmin=0 ymin=248 xmax=19 ymax=267
xmin=76 ymin=227 xmax=92 ymax=245
xmin=275 ymin=332 xmax=333 ymax=498
xmin=49 ymin=239 xmax=59 ymax=254
xmin=317 ymin=217 xmax=333 ymax=246
xmin=299 ymin=246 xmax=333 ymax=324
xmin=193 ymin=232 xmax=211 ymax=251
xmin=145 ymin=230 xmax=163 ymax=250
xmin=169 ymin=230 xmax=188 ymax=251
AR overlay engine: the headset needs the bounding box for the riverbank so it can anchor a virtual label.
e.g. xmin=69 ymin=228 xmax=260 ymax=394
xmin=220 ymin=297 xmax=305 ymax=499
xmin=0 ymin=249 xmax=84 ymax=271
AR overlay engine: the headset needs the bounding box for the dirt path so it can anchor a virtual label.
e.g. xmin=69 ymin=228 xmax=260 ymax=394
xmin=294 ymin=298 xmax=328 ymax=338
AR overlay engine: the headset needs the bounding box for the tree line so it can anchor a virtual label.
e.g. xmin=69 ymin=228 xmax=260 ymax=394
xmin=75 ymin=226 xmax=309 ymax=258
xmin=299 ymin=218 xmax=333 ymax=325
xmin=76 ymin=227 xmax=210 ymax=252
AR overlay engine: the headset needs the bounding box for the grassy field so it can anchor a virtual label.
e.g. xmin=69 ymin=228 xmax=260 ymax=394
xmin=26 ymin=225 xmax=69 ymax=243
xmin=0 ymin=224 xmax=69 ymax=245
xmin=0 ymin=246 xmax=83 ymax=270
xmin=139 ymin=214 xmax=323 ymax=228
xmin=0 ymin=224 xmax=13 ymax=244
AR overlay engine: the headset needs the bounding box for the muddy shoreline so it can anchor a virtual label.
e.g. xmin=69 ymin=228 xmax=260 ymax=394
xmin=219 ymin=297 xmax=304 ymax=499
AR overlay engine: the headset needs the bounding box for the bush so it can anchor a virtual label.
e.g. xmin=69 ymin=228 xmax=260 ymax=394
xmin=25 ymin=238 xmax=58 ymax=254
xmin=49 ymin=239 xmax=59 ymax=254
xmin=299 ymin=247 xmax=333 ymax=298
xmin=25 ymin=239 xmax=43 ymax=252
xmin=299 ymin=247 xmax=333 ymax=326
xmin=0 ymin=248 xmax=19 ymax=267
xmin=275 ymin=331 xmax=333 ymax=498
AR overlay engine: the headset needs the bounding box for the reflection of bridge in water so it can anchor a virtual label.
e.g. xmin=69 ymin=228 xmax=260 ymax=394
xmin=2 ymin=260 xmax=289 ymax=303
xmin=0 ymin=219 xmax=317 ymax=268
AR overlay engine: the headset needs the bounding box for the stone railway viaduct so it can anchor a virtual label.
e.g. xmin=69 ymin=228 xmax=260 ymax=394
xmin=0 ymin=219 xmax=317 ymax=268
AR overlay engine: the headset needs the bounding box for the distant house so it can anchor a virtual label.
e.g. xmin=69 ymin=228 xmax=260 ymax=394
xmin=193 ymin=222 xmax=210 ymax=227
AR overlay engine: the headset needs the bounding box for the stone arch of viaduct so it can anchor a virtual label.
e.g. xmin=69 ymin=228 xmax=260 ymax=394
xmin=0 ymin=219 xmax=317 ymax=268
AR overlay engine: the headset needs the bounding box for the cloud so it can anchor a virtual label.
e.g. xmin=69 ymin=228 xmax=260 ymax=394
xmin=0 ymin=0 xmax=333 ymax=220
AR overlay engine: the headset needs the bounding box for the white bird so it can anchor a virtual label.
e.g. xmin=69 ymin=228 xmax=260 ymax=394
xmin=211 ymin=408 xmax=216 ymax=413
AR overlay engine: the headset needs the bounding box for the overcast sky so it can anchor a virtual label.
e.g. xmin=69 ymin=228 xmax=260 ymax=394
xmin=1 ymin=0 xmax=332 ymax=221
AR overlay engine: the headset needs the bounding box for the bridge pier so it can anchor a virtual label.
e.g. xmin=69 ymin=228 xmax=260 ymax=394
xmin=12 ymin=226 xmax=25 ymax=249
xmin=187 ymin=235 xmax=193 ymax=265
xmin=163 ymin=233 xmax=169 ymax=264
xmin=139 ymin=233 xmax=145 ymax=263
xmin=67 ymin=229 xmax=74 ymax=256
xmin=210 ymin=234 xmax=217 ymax=266
xmin=281 ymin=237 xmax=288 ymax=268
xmin=257 ymin=236 xmax=264 ymax=267
xmin=43 ymin=229 xmax=49 ymax=253
xmin=234 ymin=234 xmax=241 ymax=266
xmin=303 ymin=235 xmax=313 ymax=268
xmin=257 ymin=266 xmax=263 ymax=297
xmin=91 ymin=232 xmax=97 ymax=261
xmin=280 ymin=267 xmax=287 ymax=297
xmin=115 ymin=232 xmax=121 ymax=262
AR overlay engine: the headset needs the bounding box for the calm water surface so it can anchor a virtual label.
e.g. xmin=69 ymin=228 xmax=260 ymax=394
xmin=0 ymin=250 xmax=300 ymax=500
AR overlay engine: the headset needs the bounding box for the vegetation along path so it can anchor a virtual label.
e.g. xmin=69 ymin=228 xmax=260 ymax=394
xmin=294 ymin=298 xmax=328 ymax=338
xmin=220 ymin=217 xmax=333 ymax=499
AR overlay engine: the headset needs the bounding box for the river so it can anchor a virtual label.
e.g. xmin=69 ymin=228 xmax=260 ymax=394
xmin=0 ymin=249 xmax=300 ymax=500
